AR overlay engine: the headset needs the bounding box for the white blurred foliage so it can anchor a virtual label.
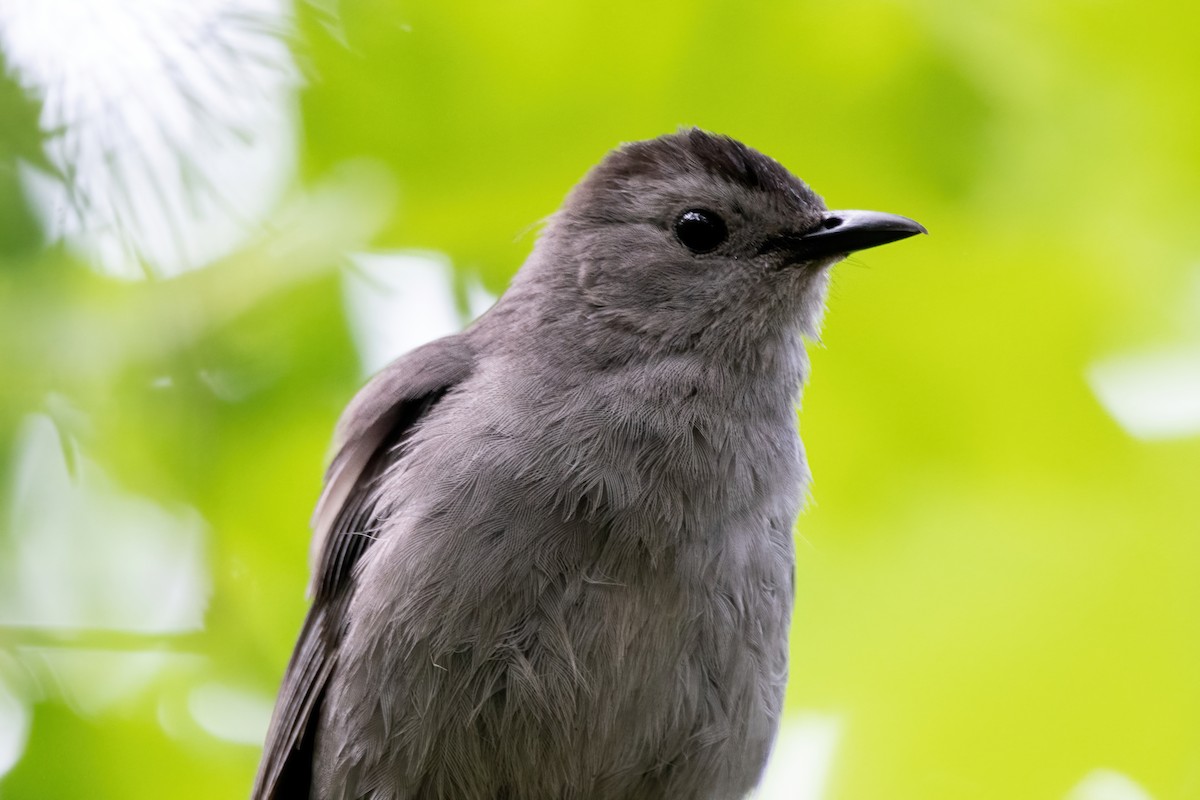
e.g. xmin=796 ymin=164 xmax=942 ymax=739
xmin=344 ymin=252 xmax=497 ymax=376
xmin=1065 ymin=769 xmax=1155 ymax=800
xmin=1088 ymin=263 xmax=1200 ymax=441
xmin=755 ymin=714 xmax=841 ymax=800
xmin=0 ymin=0 xmax=299 ymax=278
xmin=0 ymin=413 xmax=213 ymax=749
xmin=18 ymin=648 xmax=197 ymax=718
xmin=1 ymin=414 xmax=210 ymax=634
xmin=0 ymin=673 xmax=30 ymax=779
xmin=187 ymin=681 xmax=275 ymax=746
xmin=1088 ymin=348 xmax=1200 ymax=440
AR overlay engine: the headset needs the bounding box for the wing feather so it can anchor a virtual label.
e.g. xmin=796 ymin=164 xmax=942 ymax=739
xmin=251 ymin=336 xmax=474 ymax=800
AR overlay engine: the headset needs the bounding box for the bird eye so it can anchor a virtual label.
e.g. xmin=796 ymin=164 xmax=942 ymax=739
xmin=674 ymin=209 xmax=728 ymax=254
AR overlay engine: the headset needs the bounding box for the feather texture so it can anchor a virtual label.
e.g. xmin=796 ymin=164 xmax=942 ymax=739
xmin=248 ymin=129 xmax=890 ymax=800
xmin=252 ymin=336 xmax=475 ymax=800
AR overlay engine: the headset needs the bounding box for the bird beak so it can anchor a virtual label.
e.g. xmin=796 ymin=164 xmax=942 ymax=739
xmin=793 ymin=209 xmax=927 ymax=260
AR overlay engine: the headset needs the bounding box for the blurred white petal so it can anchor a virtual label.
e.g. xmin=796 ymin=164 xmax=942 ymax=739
xmin=187 ymin=682 xmax=274 ymax=746
xmin=18 ymin=648 xmax=197 ymax=718
xmin=467 ymin=276 xmax=499 ymax=319
xmin=0 ymin=677 xmax=31 ymax=779
xmin=755 ymin=714 xmax=841 ymax=800
xmin=1066 ymin=769 xmax=1154 ymax=800
xmin=2 ymin=414 xmax=210 ymax=634
xmin=344 ymin=252 xmax=464 ymax=376
xmin=1087 ymin=348 xmax=1200 ymax=440
xmin=0 ymin=0 xmax=299 ymax=277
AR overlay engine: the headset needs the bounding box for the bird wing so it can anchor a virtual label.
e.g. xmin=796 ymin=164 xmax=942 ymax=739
xmin=251 ymin=335 xmax=476 ymax=800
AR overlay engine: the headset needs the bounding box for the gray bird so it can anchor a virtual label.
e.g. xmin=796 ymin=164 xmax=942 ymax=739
xmin=252 ymin=129 xmax=924 ymax=800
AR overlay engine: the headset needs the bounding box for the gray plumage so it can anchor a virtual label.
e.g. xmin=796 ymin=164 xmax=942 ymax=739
xmin=252 ymin=129 xmax=924 ymax=800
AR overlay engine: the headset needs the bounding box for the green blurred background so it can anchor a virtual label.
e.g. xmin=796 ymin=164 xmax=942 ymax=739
xmin=2 ymin=1 xmax=1198 ymax=798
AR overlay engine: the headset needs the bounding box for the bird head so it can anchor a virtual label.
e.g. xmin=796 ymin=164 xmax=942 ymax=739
xmin=514 ymin=129 xmax=925 ymax=360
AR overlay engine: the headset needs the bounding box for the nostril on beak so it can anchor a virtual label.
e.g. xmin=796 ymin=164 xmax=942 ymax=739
xmin=820 ymin=216 xmax=842 ymax=230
